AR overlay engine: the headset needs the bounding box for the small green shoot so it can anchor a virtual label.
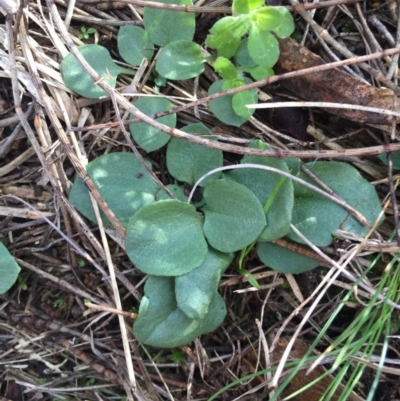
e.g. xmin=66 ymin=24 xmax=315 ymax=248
xmin=79 ymin=26 xmax=96 ymax=40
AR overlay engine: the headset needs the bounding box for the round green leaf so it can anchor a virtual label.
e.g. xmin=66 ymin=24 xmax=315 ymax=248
xmin=214 ymin=57 xmax=238 ymax=81
xmin=133 ymin=276 xmax=226 ymax=348
xmin=0 ymin=242 xmax=20 ymax=294
xmin=143 ymin=0 xmax=195 ymax=47
xmin=257 ymin=242 xmax=320 ymax=274
xmin=175 ymin=247 xmax=233 ymax=320
xmin=235 ymin=38 xmax=256 ymax=67
xmin=125 ymin=200 xmax=208 ymax=275
xmin=208 ymin=78 xmax=258 ymax=127
xmin=250 ymin=7 xmax=284 ymax=31
xmin=225 ymin=141 xmax=294 ymax=241
xmin=129 ymin=96 xmax=176 ymax=152
xmin=233 ymin=0 xmax=264 ymax=14
xmin=69 ymin=153 xmax=159 ymax=228
xmin=118 ymin=25 xmax=154 ymax=66
xmin=287 ymin=161 xmax=384 ymax=247
xmin=166 ymin=123 xmax=223 ymax=186
xmin=248 ymin=27 xmax=279 ymax=67
xmin=273 ymin=7 xmax=295 ymax=38
xmin=232 ymin=90 xmax=256 ymax=119
xmin=243 ymin=65 xmax=274 ymax=80
xmin=156 ymin=41 xmax=205 ymax=80
xmin=202 ymin=179 xmax=266 ymax=252
xmin=61 ymin=44 xmax=125 ymax=99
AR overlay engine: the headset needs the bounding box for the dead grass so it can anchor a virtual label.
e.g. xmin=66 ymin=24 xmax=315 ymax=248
xmin=1 ymin=0 xmax=400 ymax=400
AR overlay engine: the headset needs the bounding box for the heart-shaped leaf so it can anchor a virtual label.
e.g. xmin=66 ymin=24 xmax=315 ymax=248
xmin=69 ymin=153 xmax=159 ymax=228
xmin=257 ymin=241 xmax=320 ymax=274
xmin=143 ymin=0 xmax=195 ymax=47
xmin=0 ymin=242 xmax=20 ymax=294
xmin=133 ymin=276 xmax=226 ymax=348
xmin=118 ymin=25 xmax=154 ymax=66
xmin=287 ymin=161 xmax=384 ymax=246
xmin=61 ymin=44 xmax=127 ymax=99
xmin=125 ymin=200 xmax=208 ymax=275
xmin=175 ymin=247 xmax=233 ymax=320
xmin=202 ymin=179 xmax=266 ymax=252
xmin=166 ymin=123 xmax=223 ymax=186
xmin=129 ymin=96 xmax=176 ymax=152
xmin=156 ymin=40 xmax=205 ymax=80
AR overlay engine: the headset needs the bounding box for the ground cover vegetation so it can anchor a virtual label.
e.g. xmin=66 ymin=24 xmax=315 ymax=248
xmin=1 ymin=0 xmax=400 ymax=399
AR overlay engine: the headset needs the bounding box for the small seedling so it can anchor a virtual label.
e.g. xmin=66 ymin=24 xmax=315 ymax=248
xmin=79 ymin=26 xmax=96 ymax=40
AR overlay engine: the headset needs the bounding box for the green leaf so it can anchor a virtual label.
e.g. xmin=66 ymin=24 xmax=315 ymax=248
xmin=143 ymin=0 xmax=195 ymax=46
xmin=125 ymin=200 xmax=208 ymax=275
xmin=208 ymin=78 xmax=258 ymax=126
xmin=209 ymin=15 xmax=249 ymax=39
xmin=133 ymin=276 xmax=226 ymax=348
xmin=233 ymin=0 xmax=265 ymax=14
xmin=202 ymin=179 xmax=266 ymax=252
xmin=129 ymin=96 xmax=176 ymax=152
xmin=69 ymin=153 xmax=159 ymax=228
xmin=217 ymin=38 xmax=241 ymax=59
xmin=243 ymin=65 xmax=274 ymax=80
xmin=248 ymin=27 xmax=279 ymax=67
xmin=232 ymin=90 xmax=256 ymax=119
xmin=225 ymin=140 xmax=294 ymax=241
xmin=257 ymin=242 xmax=320 ymax=274
xmin=61 ymin=44 xmax=127 ymax=99
xmin=235 ymin=38 xmax=257 ymax=67
xmin=250 ymin=7 xmax=284 ymax=31
xmin=214 ymin=57 xmax=238 ymax=81
xmin=0 ymin=242 xmax=20 ymax=294
xmin=287 ymin=161 xmax=384 ymax=247
xmin=273 ymin=7 xmax=295 ymax=38
xmin=156 ymin=40 xmax=205 ymax=80
xmin=175 ymin=247 xmax=233 ymax=320
xmin=156 ymin=184 xmax=188 ymax=202
xmin=166 ymin=123 xmax=223 ymax=186
xmin=118 ymin=25 xmax=154 ymax=66
xmin=378 ymin=151 xmax=400 ymax=170
xmin=222 ymin=78 xmax=245 ymax=90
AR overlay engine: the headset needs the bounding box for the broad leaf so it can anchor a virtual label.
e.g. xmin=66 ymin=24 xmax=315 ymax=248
xmin=233 ymin=0 xmax=264 ymax=14
xmin=166 ymin=123 xmax=223 ymax=186
xmin=214 ymin=57 xmax=238 ymax=81
xmin=225 ymin=140 xmax=294 ymax=241
xmin=118 ymin=25 xmax=154 ymax=66
xmin=61 ymin=44 xmax=127 ymax=99
xmin=156 ymin=41 xmax=204 ymax=80
xmin=69 ymin=153 xmax=158 ymax=228
xmin=143 ymin=0 xmax=195 ymax=46
xmin=129 ymin=96 xmax=176 ymax=152
xmin=0 ymin=242 xmax=20 ymax=294
xmin=217 ymin=38 xmax=241 ymax=59
xmin=232 ymin=90 xmax=255 ymax=119
xmin=208 ymin=78 xmax=258 ymax=126
xmin=257 ymin=241 xmax=320 ymax=274
xmin=243 ymin=65 xmax=274 ymax=80
xmin=133 ymin=276 xmax=226 ymax=347
xmin=248 ymin=27 xmax=279 ymax=67
xmin=250 ymin=7 xmax=284 ymax=31
xmin=202 ymin=179 xmax=266 ymax=252
xmin=175 ymin=247 xmax=233 ymax=320
xmin=125 ymin=200 xmax=208 ymax=275
xmin=287 ymin=161 xmax=384 ymax=247
xmin=235 ymin=38 xmax=257 ymax=67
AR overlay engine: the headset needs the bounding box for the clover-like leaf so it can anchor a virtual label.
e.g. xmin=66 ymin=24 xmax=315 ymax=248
xmin=287 ymin=161 xmax=384 ymax=247
xmin=133 ymin=276 xmax=226 ymax=348
xmin=257 ymin=242 xmax=320 ymax=274
xmin=129 ymin=96 xmax=176 ymax=152
xmin=125 ymin=200 xmax=208 ymax=275
xmin=0 ymin=242 xmax=20 ymax=294
xmin=225 ymin=140 xmax=294 ymax=241
xmin=250 ymin=7 xmax=284 ymax=31
xmin=202 ymin=179 xmax=266 ymax=252
xmin=156 ymin=40 xmax=205 ymax=80
xmin=143 ymin=0 xmax=195 ymax=47
xmin=208 ymin=78 xmax=258 ymax=126
xmin=69 ymin=153 xmax=159 ymax=228
xmin=61 ymin=44 xmax=128 ymax=99
xmin=233 ymin=0 xmax=264 ymax=14
xmin=248 ymin=27 xmax=279 ymax=67
xmin=118 ymin=25 xmax=154 ymax=66
xmin=273 ymin=7 xmax=295 ymax=38
xmin=166 ymin=123 xmax=223 ymax=186
xmin=175 ymin=247 xmax=233 ymax=320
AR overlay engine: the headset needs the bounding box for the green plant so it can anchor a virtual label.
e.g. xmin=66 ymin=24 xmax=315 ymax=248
xmin=78 ymin=26 xmax=97 ymax=40
xmin=69 ymin=136 xmax=383 ymax=348
xmin=0 ymin=242 xmax=20 ymax=294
